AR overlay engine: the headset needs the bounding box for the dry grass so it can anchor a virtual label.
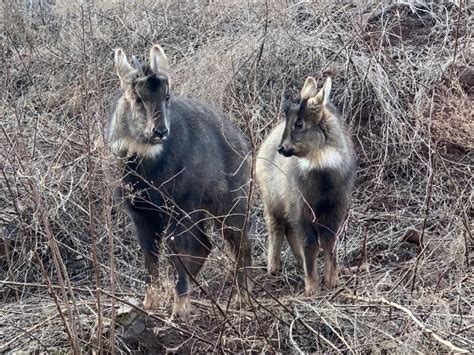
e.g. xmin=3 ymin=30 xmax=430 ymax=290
xmin=1 ymin=0 xmax=473 ymax=353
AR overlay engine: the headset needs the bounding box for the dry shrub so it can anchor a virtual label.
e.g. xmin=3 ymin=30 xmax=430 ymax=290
xmin=1 ymin=0 xmax=472 ymax=353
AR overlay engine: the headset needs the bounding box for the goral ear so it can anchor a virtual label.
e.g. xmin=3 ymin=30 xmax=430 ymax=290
xmin=300 ymin=76 xmax=318 ymax=100
xmin=149 ymin=44 xmax=169 ymax=73
xmin=114 ymin=48 xmax=133 ymax=86
xmin=310 ymin=77 xmax=332 ymax=106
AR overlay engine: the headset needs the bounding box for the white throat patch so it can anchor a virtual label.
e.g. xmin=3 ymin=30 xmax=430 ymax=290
xmin=111 ymin=137 xmax=163 ymax=159
xmin=297 ymin=147 xmax=344 ymax=171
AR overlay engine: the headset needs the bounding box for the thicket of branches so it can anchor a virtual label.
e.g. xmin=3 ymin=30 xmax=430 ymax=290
xmin=1 ymin=0 xmax=472 ymax=353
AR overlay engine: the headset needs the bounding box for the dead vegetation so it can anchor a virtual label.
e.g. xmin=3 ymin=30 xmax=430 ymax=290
xmin=1 ymin=0 xmax=473 ymax=353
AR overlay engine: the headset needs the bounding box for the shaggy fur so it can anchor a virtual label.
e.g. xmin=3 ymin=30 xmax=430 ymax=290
xmin=256 ymin=77 xmax=356 ymax=295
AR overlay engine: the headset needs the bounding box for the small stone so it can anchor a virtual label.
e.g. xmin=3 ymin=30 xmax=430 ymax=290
xmin=400 ymin=228 xmax=422 ymax=246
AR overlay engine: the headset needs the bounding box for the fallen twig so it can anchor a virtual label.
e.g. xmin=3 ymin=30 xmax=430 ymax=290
xmin=1 ymin=313 xmax=58 ymax=352
xmin=341 ymin=293 xmax=469 ymax=354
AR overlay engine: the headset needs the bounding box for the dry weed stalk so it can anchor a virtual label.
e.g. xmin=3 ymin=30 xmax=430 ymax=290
xmin=341 ymin=292 xmax=469 ymax=353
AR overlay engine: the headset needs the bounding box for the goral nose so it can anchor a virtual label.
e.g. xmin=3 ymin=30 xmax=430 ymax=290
xmin=277 ymin=144 xmax=294 ymax=157
xmin=153 ymin=127 xmax=169 ymax=140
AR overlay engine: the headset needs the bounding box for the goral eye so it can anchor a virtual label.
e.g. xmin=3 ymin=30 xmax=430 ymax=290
xmin=165 ymin=94 xmax=170 ymax=101
xmin=135 ymin=96 xmax=142 ymax=104
xmin=294 ymin=120 xmax=303 ymax=129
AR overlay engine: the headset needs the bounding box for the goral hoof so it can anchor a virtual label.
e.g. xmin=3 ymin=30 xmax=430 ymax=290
xmin=143 ymin=285 xmax=160 ymax=310
xmin=172 ymin=295 xmax=191 ymax=321
xmin=304 ymin=284 xmax=319 ymax=297
xmin=326 ymin=274 xmax=339 ymax=289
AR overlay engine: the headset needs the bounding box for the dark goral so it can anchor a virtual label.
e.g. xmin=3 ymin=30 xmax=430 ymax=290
xmin=108 ymin=44 xmax=251 ymax=319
